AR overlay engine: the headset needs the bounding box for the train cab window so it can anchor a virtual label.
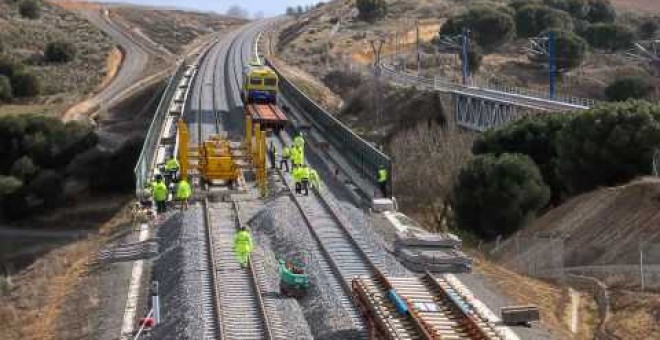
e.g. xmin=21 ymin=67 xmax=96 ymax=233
xmin=250 ymin=78 xmax=263 ymax=86
xmin=264 ymin=78 xmax=277 ymax=86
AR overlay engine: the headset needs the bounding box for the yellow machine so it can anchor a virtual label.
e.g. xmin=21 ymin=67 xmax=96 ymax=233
xmin=242 ymin=60 xmax=279 ymax=104
xmin=198 ymin=135 xmax=240 ymax=187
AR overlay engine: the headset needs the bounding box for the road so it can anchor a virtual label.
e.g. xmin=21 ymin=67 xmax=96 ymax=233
xmin=63 ymin=7 xmax=164 ymax=121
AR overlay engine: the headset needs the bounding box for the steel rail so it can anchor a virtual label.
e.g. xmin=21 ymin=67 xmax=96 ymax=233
xmin=202 ymin=198 xmax=224 ymax=339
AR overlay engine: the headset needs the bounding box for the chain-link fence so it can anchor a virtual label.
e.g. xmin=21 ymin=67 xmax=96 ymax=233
xmin=134 ymin=61 xmax=187 ymax=195
xmin=488 ymin=232 xmax=660 ymax=291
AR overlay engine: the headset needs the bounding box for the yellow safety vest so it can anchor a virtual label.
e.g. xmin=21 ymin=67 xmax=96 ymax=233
xmin=378 ymin=168 xmax=388 ymax=183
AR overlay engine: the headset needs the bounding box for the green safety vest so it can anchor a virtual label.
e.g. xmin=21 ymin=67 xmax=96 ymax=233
xmin=282 ymin=147 xmax=290 ymax=159
xmin=234 ymin=230 xmax=253 ymax=253
xmin=165 ymin=158 xmax=179 ymax=171
xmin=300 ymin=167 xmax=310 ymax=180
xmin=153 ymin=181 xmax=168 ymax=201
xmin=378 ymin=168 xmax=388 ymax=183
xmin=176 ymin=180 xmax=192 ymax=199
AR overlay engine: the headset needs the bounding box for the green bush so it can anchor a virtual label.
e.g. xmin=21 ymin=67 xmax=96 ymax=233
xmin=585 ymin=0 xmax=615 ymax=23
xmin=473 ymin=114 xmax=572 ymax=202
xmin=637 ymin=19 xmax=658 ymax=39
xmin=356 ymin=0 xmax=387 ymax=22
xmin=440 ymin=7 xmax=515 ymax=50
xmin=10 ymin=156 xmax=39 ymax=181
xmin=516 ymin=5 xmax=574 ymax=37
xmin=529 ymin=30 xmax=588 ymax=70
xmin=582 ymin=23 xmax=634 ymax=51
xmin=543 ymin=0 xmax=589 ymax=19
xmin=18 ymin=0 xmax=40 ymax=19
xmin=0 ymin=176 xmax=22 ymax=197
xmin=44 ymin=41 xmax=76 ymax=63
xmin=0 ymin=56 xmax=24 ymax=78
xmin=10 ymin=71 xmax=40 ymax=97
xmin=467 ymin=44 xmax=483 ymax=73
xmin=556 ymin=101 xmax=660 ymax=194
xmin=605 ymin=77 xmax=652 ymax=101
xmin=27 ymin=170 xmax=63 ymax=208
xmin=510 ymin=0 xmax=543 ymax=11
xmin=0 ymin=75 xmax=11 ymax=102
xmin=452 ymin=153 xmax=550 ymax=240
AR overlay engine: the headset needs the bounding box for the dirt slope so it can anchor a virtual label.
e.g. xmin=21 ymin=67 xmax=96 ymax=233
xmin=504 ymin=177 xmax=660 ymax=268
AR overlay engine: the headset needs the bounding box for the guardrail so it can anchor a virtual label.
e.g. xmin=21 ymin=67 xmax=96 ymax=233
xmin=134 ymin=60 xmax=187 ymax=195
xmin=266 ymin=59 xmax=392 ymax=190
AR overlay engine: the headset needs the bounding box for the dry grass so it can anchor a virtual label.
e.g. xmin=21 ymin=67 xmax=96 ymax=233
xmin=611 ymin=0 xmax=660 ymax=13
xmin=0 ymin=1 xmax=114 ymax=104
xmin=0 ymin=103 xmax=64 ymax=116
xmin=111 ymin=8 xmax=246 ymax=54
xmin=0 ymin=201 xmax=132 ymax=340
xmin=604 ymin=289 xmax=660 ymax=339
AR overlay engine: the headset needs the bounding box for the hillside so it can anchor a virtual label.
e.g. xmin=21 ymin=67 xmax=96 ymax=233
xmin=276 ymin=0 xmax=659 ymax=101
xmin=501 ymin=177 xmax=660 ymax=281
xmin=0 ymin=0 xmax=114 ymax=114
xmin=110 ymin=8 xmax=247 ymax=54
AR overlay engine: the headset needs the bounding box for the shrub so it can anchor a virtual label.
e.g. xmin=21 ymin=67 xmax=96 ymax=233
xmin=452 ymin=153 xmax=550 ymax=240
xmin=543 ymin=0 xmax=589 ymax=19
xmin=10 ymin=71 xmax=40 ymax=97
xmin=0 ymin=75 xmax=11 ymax=102
xmin=637 ymin=19 xmax=658 ymax=39
xmin=356 ymin=0 xmax=387 ymax=22
xmin=516 ymin=5 xmax=574 ymax=37
xmin=44 ymin=41 xmax=76 ymax=63
xmin=582 ymin=23 xmax=634 ymax=51
xmin=0 ymin=176 xmax=22 ymax=197
xmin=473 ymin=114 xmax=572 ymax=201
xmin=556 ymin=101 xmax=660 ymax=194
xmin=18 ymin=0 xmax=40 ymax=19
xmin=510 ymin=0 xmax=543 ymax=11
xmin=27 ymin=169 xmax=64 ymax=208
xmin=10 ymin=155 xmax=39 ymax=181
xmin=605 ymin=77 xmax=652 ymax=101
xmin=585 ymin=0 xmax=615 ymax=23
xmin=440 ymin=7 xmax=515 ymax=50
xmin=530 ymin=29 xmax=588 ymax=70
xmin=467 ymin=44 xmax=483 ymax=73
xmin=0 ymin=56 xmax=23 ymax=78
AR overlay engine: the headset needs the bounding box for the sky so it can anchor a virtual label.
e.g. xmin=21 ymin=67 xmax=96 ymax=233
xmin=93 ymin=0 xmax=322 ymax=17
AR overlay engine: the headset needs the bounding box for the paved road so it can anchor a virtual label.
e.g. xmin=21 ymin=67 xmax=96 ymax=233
xmin=64 ymin=8 xmax=160 ymax=121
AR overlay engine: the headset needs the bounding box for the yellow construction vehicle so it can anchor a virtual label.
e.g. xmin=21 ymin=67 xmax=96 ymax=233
xmin=198 ymin=135 xmax=240 ymax=188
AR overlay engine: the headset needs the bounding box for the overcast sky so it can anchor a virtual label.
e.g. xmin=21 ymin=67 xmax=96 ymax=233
xmin=93 ymin=0 xmax=322 ymax=17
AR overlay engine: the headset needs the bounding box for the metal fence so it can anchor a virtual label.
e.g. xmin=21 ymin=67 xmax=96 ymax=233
xmin=134 ymin=61 xmax=187 ymax=195
xmin=266 ymin=60 xmax=392 ymax=189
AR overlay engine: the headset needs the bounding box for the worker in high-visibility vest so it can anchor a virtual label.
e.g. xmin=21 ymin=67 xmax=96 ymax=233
xmin=164 ymin=156 xmax=180 ymax=184
xmin=291 ymin=145 xmax=303 ymax=168
xmin=292 ymin=165 xmax=303 ymax=194
xmin=176 ymin=178 xmax=192 ymax=210
xmin=152 ymin=175 xmax=168 ymax=213
xmin=377 ymin=165 xmax=388 ymax=197
xmin=309 ymin=168 xmax=320 ymax=190
xmin=280 ymin=145 xmax=291 ymax=172
xmin=233 ymin=225 xmax=253 ymax=268
xmin=293 ymin=133 xmax=305 ymax=151
xmin=299 ymin=165 xmax=310 ymax=196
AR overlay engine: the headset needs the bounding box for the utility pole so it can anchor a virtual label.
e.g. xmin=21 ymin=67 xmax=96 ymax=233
xmin=548 ymin=31 xmax=557 ymax=99
xmin=461 ymin=28 xmax=470 ymax=86
xmin=370 ymin=39 xmax=384 ymax=123
xmin=416 ymin=20 xmax=421 ymax=77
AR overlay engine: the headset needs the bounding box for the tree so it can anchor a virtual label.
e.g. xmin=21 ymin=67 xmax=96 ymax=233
xmin=440 ymin=7 xmax=515 ymax=50
xmin=355 ymin=0 xmax=387 ymax=22
xmin=391 ymin=122 xmax=474 ymax=232
xmin=452 ymin=153 xmax=550 ymax=240
xmin=637 ymin=19 xmax=658 ymax=39
xmin=473 ymin=114 xmax=573 ymax=201
xmin=582 ymin=23 xmax=634 ymax=51
xmin=543 ymin=0 xmax=588 ymax=19
xmin=11 ymin=71 xmax=40 ymax=97
xmin=44 ymin=41 xmax=76 ymax=63
xmin=605 ymin=77 xmax=652 ymax=101
xmin=27 ymin=169 xmax=64 ymax=208
xmin=285 ymin=7 xmax=295 ymax=16
xmin=530 ymin=29 xmax=588 ymax=70
xmin=0 ymin=75 xmax=11 ymax=102
xmin=226 ymin=5 xmax=248 ymax=18
xmin=18 ymin=0 xmax=40 ymax=19
xmin=515 ymin=5 xmax=574 ymax=37
xmin=556 ymin=101 xmax=660 ymax=194
xmin=510 ymin=0 xmax=542 ymax=11
xmin=585 ymin=0 xmax=615 ymax=23
xmin=10 ymin=155 xmax=39 ymax=181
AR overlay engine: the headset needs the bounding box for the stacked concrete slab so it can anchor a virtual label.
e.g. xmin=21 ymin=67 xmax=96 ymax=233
xmin=370 ymin=199 xmax=472 ymax=273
